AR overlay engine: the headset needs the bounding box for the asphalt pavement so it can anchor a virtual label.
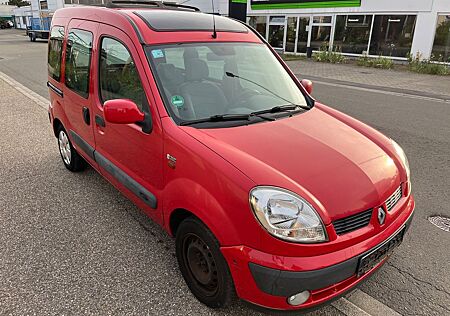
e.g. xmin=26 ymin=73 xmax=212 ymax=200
xmin=1 ymin=28 xmax=449 ymax=315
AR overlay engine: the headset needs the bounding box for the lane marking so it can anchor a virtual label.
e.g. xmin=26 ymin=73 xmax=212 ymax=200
xmin=0 ymin=70 xmax=404 ymax=316
xmin=346 ymin=289 xmax=401 ymax=316
xmin=332 ymin=297 xmax=371 ymax=316
xmin=0 ymin=71 xmax=49 ymax=110
xmin=312 ymin=79 xmax=450 ymax=104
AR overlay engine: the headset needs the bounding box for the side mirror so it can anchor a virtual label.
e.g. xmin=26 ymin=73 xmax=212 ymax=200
xmin=104 ymin=99 xmax=145 ymax=124
xmin=301 ymin=79 xmax=313 ymax=95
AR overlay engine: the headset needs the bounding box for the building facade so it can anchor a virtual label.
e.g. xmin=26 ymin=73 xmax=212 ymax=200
xmin=0 ymin=4 xmax=15 ymax=20
xmin=193 ymin=0 xmax=450 ymax=63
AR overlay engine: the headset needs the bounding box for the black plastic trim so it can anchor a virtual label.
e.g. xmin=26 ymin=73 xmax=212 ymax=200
xmin=249 ymin=211 xmax=414 ymax=297
xmin=94 ymin=151 xmax=157 ymax=209
xmin=69 ymin=130 xmax=95 ymax=161
xmin=68 ymin=130 xmax=157 ymax=208
xmin=106 ymin=0 xmax=200 ymax=12
xmin=47 ymin=81 xmax=63 ymax=98
xmin=95 ymin=114 xmax=105 ymax=127
xmin=116 ymin=10 xmax=145 ymax=44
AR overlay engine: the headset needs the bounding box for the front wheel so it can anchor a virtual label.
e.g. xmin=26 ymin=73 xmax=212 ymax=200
xmin=57 ymin=126 xmax=86 ymax=172
xmin=176 ymin=217 xmax=236 ymax=308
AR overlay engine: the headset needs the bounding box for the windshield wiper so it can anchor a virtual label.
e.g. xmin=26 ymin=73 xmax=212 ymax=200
xmin=225 ymin=72 xmax=310 ymax=111
xmin=180 ymin=113 xmax=274 ymax=126
xmin=250 ymin=104 xmax=305 ymax=115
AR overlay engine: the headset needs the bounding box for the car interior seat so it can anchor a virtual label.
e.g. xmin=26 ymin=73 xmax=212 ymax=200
xmin=179 ymin=58 xmax=228 ymax=120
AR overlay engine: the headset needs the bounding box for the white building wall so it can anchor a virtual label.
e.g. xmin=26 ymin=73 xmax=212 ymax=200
xmin=247 ymin=0 xmax=433 ymax=15
xmin=0 ymin=4 xmax=15 ymax=17
xmin=411 ymin=0 xmax=450 ymax=59
xmin=13 ymin=5 xmax=32 ymax=28
xmin=182 ymin=0 xmax=229 ymax=15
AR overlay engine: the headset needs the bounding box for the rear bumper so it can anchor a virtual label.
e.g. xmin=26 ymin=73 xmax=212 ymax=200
xmin=221 ymin=195 xmax=415 ymax=311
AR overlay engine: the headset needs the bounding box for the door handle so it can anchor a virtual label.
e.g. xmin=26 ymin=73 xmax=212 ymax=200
xmin=82 ymin=107 xmax=90 ymax=125
xmin=95 ymin=114 xmax=106 ymax=127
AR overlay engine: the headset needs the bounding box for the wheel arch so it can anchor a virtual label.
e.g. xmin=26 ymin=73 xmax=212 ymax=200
xmin=53 ymin=118 xmax=63 ymax=137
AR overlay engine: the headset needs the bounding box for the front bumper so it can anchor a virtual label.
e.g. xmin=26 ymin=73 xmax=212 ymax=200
xmin=221 ymin=195 xmax=414 ymax=311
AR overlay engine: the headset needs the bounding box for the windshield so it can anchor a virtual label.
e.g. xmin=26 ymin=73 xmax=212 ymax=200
xmin=146 ymin=42 xmax=309 ymax=125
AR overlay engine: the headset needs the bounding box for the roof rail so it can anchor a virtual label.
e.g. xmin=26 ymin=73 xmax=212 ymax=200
xmin=105 ymin=0 xmax=200 ymax=11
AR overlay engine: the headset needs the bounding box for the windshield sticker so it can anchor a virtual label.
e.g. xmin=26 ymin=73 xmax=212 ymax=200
xmin=171 ymin=95 xmax=185 ymax=108
xmin=152 ymin=49 xmax=164 ymax=58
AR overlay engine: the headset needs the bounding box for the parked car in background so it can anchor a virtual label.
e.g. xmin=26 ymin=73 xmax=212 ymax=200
xmin=47 ymin=1 xmax=415 ymax=312
xmin=0 ymin=20 xmax=13 ymax=29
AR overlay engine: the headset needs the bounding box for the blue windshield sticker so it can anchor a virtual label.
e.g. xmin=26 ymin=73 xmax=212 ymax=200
xmin=152 ymin=49 xmax=164 ymax=58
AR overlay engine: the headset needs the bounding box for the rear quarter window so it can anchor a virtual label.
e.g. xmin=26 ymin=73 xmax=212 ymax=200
xmin=48 ymin=26 xmax=65 ymax=81
xmin=64 ymin=29 xmax=93 ymax=99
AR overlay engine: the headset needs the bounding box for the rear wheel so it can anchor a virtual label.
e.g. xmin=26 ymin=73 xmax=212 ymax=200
xmin=56 ymin=126 xmax=86 ymax=172
xmin=176 ymin=217 xmax=236 ymax=308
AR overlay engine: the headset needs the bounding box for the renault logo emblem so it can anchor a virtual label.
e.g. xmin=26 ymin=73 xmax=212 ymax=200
xmin=378 ymin=207 xmax=386 ymax=225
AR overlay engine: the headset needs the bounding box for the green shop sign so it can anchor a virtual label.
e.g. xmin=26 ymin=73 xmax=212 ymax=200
xmin=251 ymin=0 xmax=361 ymax=10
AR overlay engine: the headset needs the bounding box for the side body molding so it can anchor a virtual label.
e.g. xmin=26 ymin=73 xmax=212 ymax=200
xmin=69 ymin=130 xmax=157 ymax=209
xmin=69 ymin=130 xmax=95 ymax=160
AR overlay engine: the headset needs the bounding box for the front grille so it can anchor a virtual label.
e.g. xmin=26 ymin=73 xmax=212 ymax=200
xmin=385 ymin=185 xmax=402 ymax=212
xmin=333 ymin=209 xmax=373 ymax=235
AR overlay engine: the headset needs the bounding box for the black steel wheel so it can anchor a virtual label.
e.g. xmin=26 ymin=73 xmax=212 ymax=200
xmin=176 ymin=217 xmax=235 ymax=308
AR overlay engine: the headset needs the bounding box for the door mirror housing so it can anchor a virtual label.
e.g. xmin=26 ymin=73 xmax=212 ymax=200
xmin=301 ymin=79 xmax=313 ymax=95
xmin=104 ymin=99 xmax=145 ymax=124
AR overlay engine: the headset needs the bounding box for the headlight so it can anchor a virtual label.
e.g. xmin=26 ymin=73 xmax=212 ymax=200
xmin=391 ymin=140 xmax=410 ymax=179
xmin=249 ymin=187 xmax=327 ymax=243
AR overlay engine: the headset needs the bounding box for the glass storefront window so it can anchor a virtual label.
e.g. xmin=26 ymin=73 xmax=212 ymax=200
xmin=248 ymin=16 xmax=267 ymax=37
xmin=297 ymin=17 xmax=310 ymax=54
xmin=286 ymin=17 xmax=297 ymax=53
xmin=310 ymin=25 xmax=331 ymax=51
xmin=334 ymin=15 xmax=372 ymax=54
xmin=431 ymin=15 xmax=450 ymax=63
xmin=268 ymin=24 xmax=285 ymax=48
xmin=313 ymin=16 xmax=332 ymax=24
xmin=270 ymin=16 xmax=285 ymax=24
xmin=369 ymin=15 xmax=417 ymax=58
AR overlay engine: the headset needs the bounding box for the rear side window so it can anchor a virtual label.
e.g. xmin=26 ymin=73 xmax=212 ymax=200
xmin=48 ymin=26 xmax=64 ymax=81
xmin=99 ymin=37 xmax=145 ymax=111
xmin=65 ymin=29 xmax=93 ymax=98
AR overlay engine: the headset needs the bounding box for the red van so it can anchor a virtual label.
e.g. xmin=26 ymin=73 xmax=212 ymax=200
xmin=47 ymin=1 xmax=414 ymax=311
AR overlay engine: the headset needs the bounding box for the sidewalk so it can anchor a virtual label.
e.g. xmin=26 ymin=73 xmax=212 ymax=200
xmin=286 ymin=59 xmax=450 ymax=101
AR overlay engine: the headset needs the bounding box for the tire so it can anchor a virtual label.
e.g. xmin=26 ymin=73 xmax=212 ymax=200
xmin=176 ymin=217 xmax=236 ymax=308
xmin=56 ymin=126 xmax=86 ymax=172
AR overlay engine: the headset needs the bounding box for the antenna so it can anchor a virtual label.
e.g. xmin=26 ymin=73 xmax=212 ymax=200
xmin=211 ymin=0 xmax=217 ymax=39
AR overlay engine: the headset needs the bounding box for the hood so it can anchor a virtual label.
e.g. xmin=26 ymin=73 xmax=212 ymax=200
xmin=182 ymin=107 xmax=401 ymax=222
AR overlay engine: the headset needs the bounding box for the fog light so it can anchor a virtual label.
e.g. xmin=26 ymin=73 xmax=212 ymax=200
xmin=287 ymin=290 xmax=310 ymax=306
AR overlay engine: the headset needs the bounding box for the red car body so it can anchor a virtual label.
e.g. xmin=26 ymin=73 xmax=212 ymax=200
xmin=47 ymin=3 xmax=414 ymax=311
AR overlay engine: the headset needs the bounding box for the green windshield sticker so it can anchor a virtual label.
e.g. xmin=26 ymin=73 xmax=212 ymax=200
xmin=171 ymin=95 xmax=185 ymax=108
xmin=152 ymin=49 xmax=164 ymax=58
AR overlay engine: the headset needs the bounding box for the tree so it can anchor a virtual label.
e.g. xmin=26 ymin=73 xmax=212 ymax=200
xmin=7 ymin=0 xmax=30 ymax=7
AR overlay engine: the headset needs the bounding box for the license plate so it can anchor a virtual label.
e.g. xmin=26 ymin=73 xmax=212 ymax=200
xmin=357 ymin=226 xmax=406 ymax=277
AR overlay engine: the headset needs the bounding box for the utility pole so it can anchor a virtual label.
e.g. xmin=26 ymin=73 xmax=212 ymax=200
xmin=228 ymin=0 xmax=247 ymax=22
